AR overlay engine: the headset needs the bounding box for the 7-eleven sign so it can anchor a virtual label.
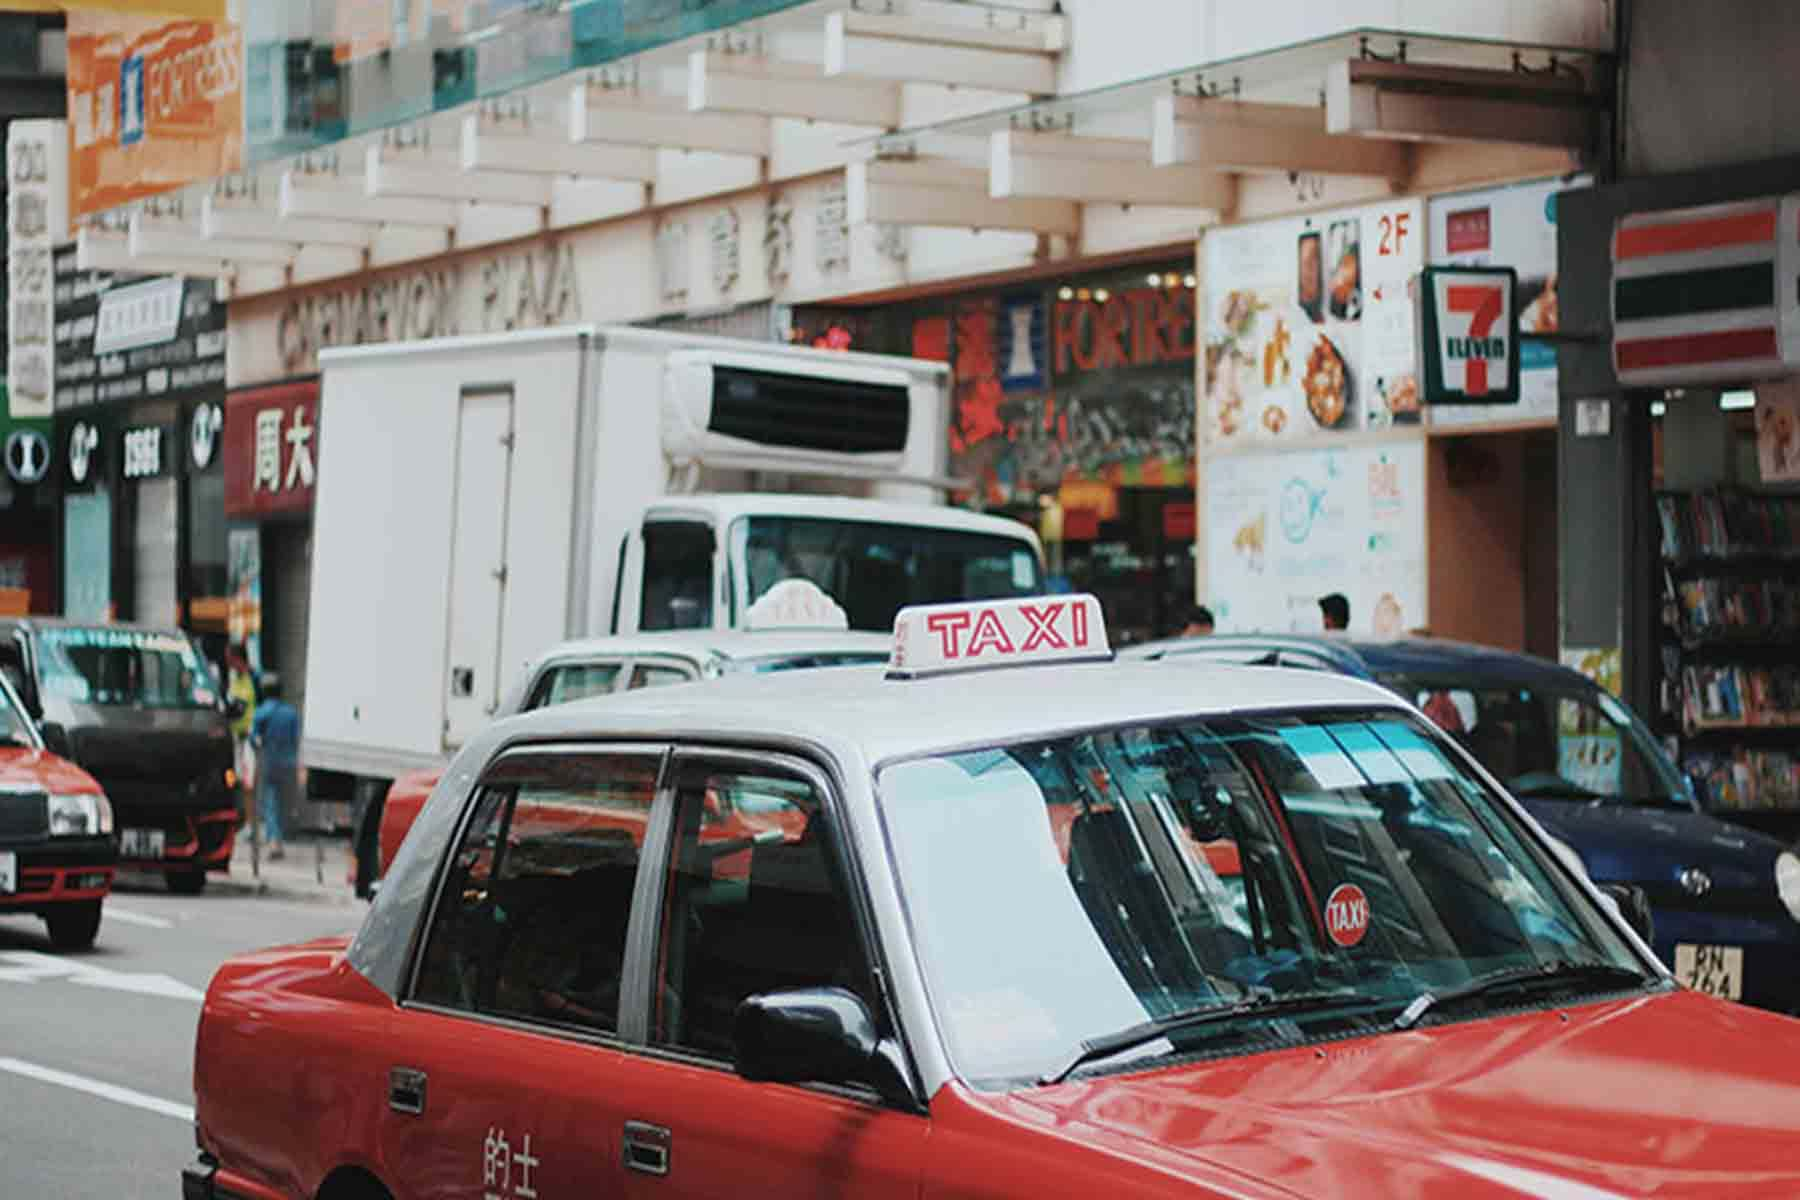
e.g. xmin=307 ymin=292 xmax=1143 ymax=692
xmin=1417 ymin=266 xmax=1520 ymax=405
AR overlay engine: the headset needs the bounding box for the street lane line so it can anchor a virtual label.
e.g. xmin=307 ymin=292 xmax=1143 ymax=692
xmin=0 ymin=1057 xmax=194 ymax=1123
xmin=104 ymin=907 xmax=174 ymax=930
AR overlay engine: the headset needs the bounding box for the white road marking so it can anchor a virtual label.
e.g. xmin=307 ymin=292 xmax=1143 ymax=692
xmin=0 ymin=951 xmax=204 ymax=1002
xmin=103 ymin=907 xmax=173 ymax=930
xmin=0 ymin=1057 xmax=194 ymax=1123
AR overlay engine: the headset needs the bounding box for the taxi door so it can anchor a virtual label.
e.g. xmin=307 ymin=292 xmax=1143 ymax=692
xmin=615 ymin=750 xmax=927 ymax=1198
xmin=378 ymin=745 xmax=669 ymax=1198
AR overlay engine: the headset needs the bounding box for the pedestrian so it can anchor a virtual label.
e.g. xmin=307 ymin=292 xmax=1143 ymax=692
xmin=251 ymin=672 xmax=302 ymax=860
xmin=225 ymin=647 xmax=258 ymax=827
xmin=1319 ymin=592 xmax=1350 ymax=632
xmin=1178 ymin=605 xmax=1215 ymax=637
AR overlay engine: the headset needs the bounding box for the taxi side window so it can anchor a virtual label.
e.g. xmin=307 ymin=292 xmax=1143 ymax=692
xmin=628 ymin=663 xmax=692 ymax=691
xmin=411 ymin=752 xmax=661 ymax=1036
xmin=526 ymin=661 xmax=623 ymax=710
xmin=649 ymin=764 xmax=873 ymax=1062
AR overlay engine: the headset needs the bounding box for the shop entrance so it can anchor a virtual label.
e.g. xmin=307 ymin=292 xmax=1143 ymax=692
xmin=1425 ymin=427 xmax=1560 ymax=658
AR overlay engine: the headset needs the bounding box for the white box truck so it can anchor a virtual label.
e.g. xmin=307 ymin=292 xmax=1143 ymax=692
xmin=301 ymin=325 xmax=1044 ymax=787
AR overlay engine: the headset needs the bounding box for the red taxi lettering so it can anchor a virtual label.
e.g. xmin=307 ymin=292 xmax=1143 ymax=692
xmin=966 ymin=610 xmax=1016 ymax=657
xmin=1070 ymin=601 xmax=1090 ymax=647
xmin=1325 ymin=883 xmax=1370 ymax=948
xmin=925 ymin=611 xmax=972 ymax=658
xmin=1019 ymin=602 xmax=1068 ymax=650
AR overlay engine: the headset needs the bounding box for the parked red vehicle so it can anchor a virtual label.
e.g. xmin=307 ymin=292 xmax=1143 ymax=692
xmin=190 ymin=598 xmax=1800 ymax=1200
xmin=0 ymin=669 xmax=115 ymax=949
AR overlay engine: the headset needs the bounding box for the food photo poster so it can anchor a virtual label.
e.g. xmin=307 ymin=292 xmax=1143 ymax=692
xmin=1203 ymin=198 xmax=1425 ymax=444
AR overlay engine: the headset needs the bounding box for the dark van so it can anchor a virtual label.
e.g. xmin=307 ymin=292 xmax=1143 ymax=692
xmin=0 ymin=619 xmax=239 ymax=895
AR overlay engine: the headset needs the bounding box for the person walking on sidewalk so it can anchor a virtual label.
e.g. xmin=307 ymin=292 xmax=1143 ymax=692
xmin=226 ymin=647 xmax=258 ymax=827
xmin=252 ymin=673 xmax=302 ymax=861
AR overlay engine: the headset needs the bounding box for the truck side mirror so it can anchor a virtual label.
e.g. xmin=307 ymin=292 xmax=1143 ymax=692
xmin=39 ymin=721 xmax=70 ymax=757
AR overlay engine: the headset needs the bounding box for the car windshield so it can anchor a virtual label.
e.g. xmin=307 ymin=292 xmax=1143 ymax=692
xmin=878 ymin=708 xmax=1640 ymax=1086
xmin=731 ymin=516 xmax=1041 ymax=633
xmin=1377 ymin=675 xmax=1691 ymax=809
xmin=0 ymin=676 xmax=36 ymax=748
xmin=36 ymin=626 xmax=220 ymax=710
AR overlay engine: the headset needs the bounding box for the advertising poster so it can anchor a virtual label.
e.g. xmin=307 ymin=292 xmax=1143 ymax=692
xmin=67 ymin=9 xmax=245 ymax=217
xmin=227 ymin=526 xmax=263 ymax=671
xmin=1754 ymin=377 xmax=1800 ymax=484
xmin=1204 ymin=199 xmax=1425 ymax=444
xmin=1427 ymin=176 xmax=1589 ymax=427
xmin=1205 ymin=440 xmax=1425 ymax=636
xmin=1558 ymin=647 xmax=1625 ymax=795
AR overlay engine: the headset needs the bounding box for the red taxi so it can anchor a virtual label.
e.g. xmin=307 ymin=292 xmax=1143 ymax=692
xmin=0 ymin=667 xmax=114 ymax=949
xmin=188 ymin=597 xmax=1800 ymax=1200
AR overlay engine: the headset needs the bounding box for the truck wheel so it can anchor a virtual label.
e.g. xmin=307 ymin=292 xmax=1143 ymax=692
xmin=167 ymin=869 xmax=208 ymax=896
xmin=45 ymin=901 xmax=102 ymax=951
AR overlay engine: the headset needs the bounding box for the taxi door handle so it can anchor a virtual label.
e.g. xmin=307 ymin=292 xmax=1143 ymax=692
xmin=622 ymin=1120 xmax=671 ymax=1177
xmin=388 ymin=1067 xmax=427 ymax=1115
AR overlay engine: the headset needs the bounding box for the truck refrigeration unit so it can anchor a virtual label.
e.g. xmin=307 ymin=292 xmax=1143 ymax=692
xmin=301 ymin=325 xmax=1045 ymax=806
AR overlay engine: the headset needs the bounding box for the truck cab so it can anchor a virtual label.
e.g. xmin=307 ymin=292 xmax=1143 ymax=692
xmin=0 ymin=619 xmax=238 ymax=895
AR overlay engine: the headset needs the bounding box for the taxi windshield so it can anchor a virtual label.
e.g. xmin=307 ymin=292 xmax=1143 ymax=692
xmin=37 ymin=626 xmax=220 ymax=710
xmin=0 ymin=676 xmax=36 ymax=748
xmin=878 ymin=709 xmax=1642 ymax=1086
xmin=1380 ymin=675 xmax=1692 ymax=810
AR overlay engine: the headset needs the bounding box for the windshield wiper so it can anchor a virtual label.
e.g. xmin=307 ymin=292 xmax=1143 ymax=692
xmin=1040 ymin=989 xmax=1370 ymax=1086
xmin=1391 ymin=961 xmax=1652 ymax=1032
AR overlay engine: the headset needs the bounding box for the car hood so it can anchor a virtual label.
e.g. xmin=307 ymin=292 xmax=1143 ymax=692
xmin=1522 ymin=798 xmax=1783 ymax=890
xmin=968 ymin=991 xmax=1800 ymax=1198
xmin=59 ymin=708 xmax=232 ymax=784
xmin=0 ymin=747 xmax=102 ymax=794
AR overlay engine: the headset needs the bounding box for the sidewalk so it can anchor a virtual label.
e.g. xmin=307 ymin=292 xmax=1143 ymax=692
xmin=210 ymin=830 xmax=364 ymax=908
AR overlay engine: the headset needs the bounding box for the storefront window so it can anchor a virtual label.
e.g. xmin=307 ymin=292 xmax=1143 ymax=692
xmin=188 ymin=469 xmax=229 ymax=605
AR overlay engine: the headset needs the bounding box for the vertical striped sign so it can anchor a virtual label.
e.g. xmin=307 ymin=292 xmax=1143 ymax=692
xmin=1612 ymin=196 xmax=1800 ymax=386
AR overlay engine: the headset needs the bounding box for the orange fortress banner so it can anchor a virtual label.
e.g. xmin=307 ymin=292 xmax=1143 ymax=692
xmin=66 ymin=9 xmax=244 ymax=217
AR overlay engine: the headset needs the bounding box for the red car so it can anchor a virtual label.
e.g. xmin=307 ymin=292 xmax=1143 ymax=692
xmin=190 ymin=598 xmax=1800 ymax=1200
xmin=0 ymin=670 xmax=114 ymax=949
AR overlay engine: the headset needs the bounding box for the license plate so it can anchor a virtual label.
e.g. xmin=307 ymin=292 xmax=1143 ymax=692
xmin=0 ymin=851 xmax=13 ymax=894
xmin=1674 ymin=943 xmax=1745 ymax=1000
xmin=119 ymin=828 xmax=166 ymax=859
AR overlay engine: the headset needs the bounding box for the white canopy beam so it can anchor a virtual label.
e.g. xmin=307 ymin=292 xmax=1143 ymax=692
xmin=367 ymin=145 xmax=552 ymax=207
xmin=569 ymin=83 xmax=773 ymax=157
xmin=823 ymin=10 xmax=1058 ymax=95
xmin=463 ymin=114 xmax=659 ymax=181
xmin=131 ymin=211 xmax=296 ymax=266
xmin=281 ymin=171 xmax=460 ymax=228
xmin=848 ymin=158 xmax=1079 ymax=235
xmin=689 ymin=49 xmax=902 ymax=127
xmin=201 ymin=195 xmax=374 ymax=249
xmin=1152 ymin=95 xmax=1413 ymax=185
xmin=990 ymin=130 xmax=1236 ymax=212
xmin=77 ymin=226 xmax=226 ymax=278
xmin=1325 ymin=59 xmax=1595 ymax=148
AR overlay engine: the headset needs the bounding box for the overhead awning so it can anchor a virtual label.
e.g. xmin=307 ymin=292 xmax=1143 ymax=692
xmin=74 ymin=17 xmax=1606 ymax=301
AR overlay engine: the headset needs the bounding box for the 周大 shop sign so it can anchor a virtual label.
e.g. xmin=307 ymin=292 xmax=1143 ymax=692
xmin=1416 ymin=266 xmax=1519 ymax=406
xmin=66 ymin=9 xmax=243 ymax=217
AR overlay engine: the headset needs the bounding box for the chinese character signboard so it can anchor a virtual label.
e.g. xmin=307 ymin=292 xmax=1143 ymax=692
xmin=67 ymin=9 xmax=244 ymax=218
xmin=224 ymin=382 xmax=318 ymax=518
xmin=7 ymin=119 xmax=68 ymax=419
xmin=1415 ymin=266 xmax=1520 ymax=406
xmin=53 ymin=248 xmax=228 ymax=410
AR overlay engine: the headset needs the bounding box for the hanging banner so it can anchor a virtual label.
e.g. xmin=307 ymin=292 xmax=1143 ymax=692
xmin=7 ymin=119 xmax=67 ymax=419
xmin=1416 ymin=266 xmax=1520 ymax=406
xmin=67 ymin=9 xmax=245 ymax=217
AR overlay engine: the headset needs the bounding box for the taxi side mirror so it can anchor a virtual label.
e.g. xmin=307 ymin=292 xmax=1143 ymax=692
xmin=39 ymin=721 xmax=70 ymax=757
xmin=734 ymin=987 xmax=914 ymax=1106
xmin=1597 ymin=882 xmax=1656 ymax=945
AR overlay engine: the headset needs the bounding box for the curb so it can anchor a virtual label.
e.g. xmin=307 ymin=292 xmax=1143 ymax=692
xmin=207 ymin=871 xmax=362 ymax=908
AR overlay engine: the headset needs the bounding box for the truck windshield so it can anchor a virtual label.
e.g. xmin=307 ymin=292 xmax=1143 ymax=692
xmin=1378 ymin=675 xmax=1693 ymax=810
xmin=732 ymin=516 xmax=1042 ymax=632
xmin=36 ymin=626 xmax=221 ymax=711
xmin=878 ymin=709 xmax=1643 ymax=1087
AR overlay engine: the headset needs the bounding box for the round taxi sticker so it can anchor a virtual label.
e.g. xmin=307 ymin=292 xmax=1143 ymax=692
xmin=1325 ymin=883 xmax=1370 ymax=948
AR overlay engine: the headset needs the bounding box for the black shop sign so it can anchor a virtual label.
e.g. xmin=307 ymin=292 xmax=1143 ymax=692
xmin=52 ymin=246 xmax=227 ymax=411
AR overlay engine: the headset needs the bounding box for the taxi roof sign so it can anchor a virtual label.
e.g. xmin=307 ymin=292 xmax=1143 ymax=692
xmin=888 ymin=594 xmax=1111 ymax=679
xmin=744 ymin=578 xmax=850 ymax=631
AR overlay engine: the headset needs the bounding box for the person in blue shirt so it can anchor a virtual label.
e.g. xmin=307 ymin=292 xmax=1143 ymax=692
xmin=251 ymin=672 xmax=302 ymax=860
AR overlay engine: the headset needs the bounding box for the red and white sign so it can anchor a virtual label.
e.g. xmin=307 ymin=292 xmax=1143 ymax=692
xmin=1444 ymin=207 xmax=1492 ymax=255
xmin=888 ymin=594 xmax=1109 ymax=678
xmin=223 ymin=381 xmax=318 ymax=518
xmin=1324 ymin=882 xmax=1370 ymax=948
xmin=1419 ymin=267 xmax=1518 ymax=405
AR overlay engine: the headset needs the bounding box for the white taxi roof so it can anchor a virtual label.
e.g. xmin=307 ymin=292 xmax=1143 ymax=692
xmin=494 ymin=656 xmax=1403 ymax=767
xmin=529 ymin=628 xmax=893 ymax=665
